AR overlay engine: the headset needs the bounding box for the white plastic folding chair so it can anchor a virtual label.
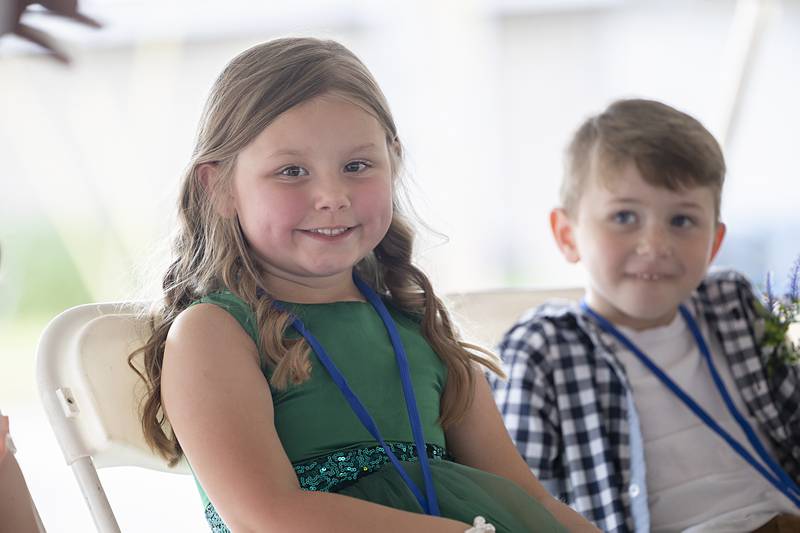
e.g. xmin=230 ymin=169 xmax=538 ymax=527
xmin=445 ymin=286 xmax=584 ymax=348
xmin=36 ymin=302 xmax=189 ymax=533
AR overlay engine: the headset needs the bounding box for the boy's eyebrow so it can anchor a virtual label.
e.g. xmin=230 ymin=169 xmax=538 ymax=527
xmin=609 ymin=197 xmax=706 ymax=210
xmin=673 ymin=201 xmax=706 ymax=211
xmin=607 ymin=197 xmax=644 ymax=205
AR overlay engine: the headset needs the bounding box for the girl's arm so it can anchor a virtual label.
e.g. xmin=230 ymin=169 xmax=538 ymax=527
xmin=163 ymin=304 xmax=471 ymax=533
xmin=445 ymin=368 xmax=600 ymax=533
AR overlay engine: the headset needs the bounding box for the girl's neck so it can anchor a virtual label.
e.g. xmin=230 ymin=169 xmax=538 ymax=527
xmin=263 ymin=270 xmax=365 ymax=304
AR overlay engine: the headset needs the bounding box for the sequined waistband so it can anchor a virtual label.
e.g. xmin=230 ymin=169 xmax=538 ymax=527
xmin=293 ymin=441 xmax=451 ymax=493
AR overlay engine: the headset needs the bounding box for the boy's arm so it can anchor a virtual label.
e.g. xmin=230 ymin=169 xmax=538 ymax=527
xmin=491 ymin=319 xmax=566 ymax=496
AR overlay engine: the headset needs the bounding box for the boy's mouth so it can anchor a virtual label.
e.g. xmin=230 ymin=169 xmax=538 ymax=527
xmin=626 ymin=272 xmax=674 ymax=281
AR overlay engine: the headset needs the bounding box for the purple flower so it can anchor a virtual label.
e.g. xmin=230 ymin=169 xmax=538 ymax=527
xmin=786 ymin=255 xmax=800 ymax=302
xmin=765 ymin=271 xmax=776 ymax=312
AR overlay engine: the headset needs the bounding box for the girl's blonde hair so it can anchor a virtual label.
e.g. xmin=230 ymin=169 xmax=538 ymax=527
xmin=131 ymin=37 xmax=502 ymax=465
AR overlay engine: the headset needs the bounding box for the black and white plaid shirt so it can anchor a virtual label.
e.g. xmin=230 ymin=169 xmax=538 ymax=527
xmin=490 ymin=269 xmax=800 ymax=532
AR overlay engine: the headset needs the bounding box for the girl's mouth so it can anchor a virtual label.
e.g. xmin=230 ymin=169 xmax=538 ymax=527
xmin=300 ymin=226 xmax=355 ymax=239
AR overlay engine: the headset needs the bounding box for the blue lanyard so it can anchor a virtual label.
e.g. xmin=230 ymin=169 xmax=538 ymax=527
xmin=272 ymin=274 xmax=441 ymax=516
xmin=581 ymin=301 xmax=800 ymax=508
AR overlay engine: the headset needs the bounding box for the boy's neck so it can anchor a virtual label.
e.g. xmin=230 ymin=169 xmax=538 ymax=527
xmin=585 ymin=293 xmax=679 ymax=332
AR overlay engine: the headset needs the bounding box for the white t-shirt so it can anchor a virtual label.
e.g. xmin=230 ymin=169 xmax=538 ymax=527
xmin=616 ymin=303 xmax=796 ymax=532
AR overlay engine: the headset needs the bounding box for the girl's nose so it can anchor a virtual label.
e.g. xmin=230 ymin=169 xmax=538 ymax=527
xmin=314 ymin=174 xmax=351 ymax=211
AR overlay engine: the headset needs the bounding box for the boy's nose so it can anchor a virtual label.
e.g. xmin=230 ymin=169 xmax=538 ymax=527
xmin=314 ymin=175 xmax=351 ymax=211
xmin=635 ymin=227 xmax=672 ymax=258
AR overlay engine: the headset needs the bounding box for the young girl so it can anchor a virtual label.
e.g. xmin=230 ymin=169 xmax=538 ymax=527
xmin=132 ymin=37 xmax=597 ymax=533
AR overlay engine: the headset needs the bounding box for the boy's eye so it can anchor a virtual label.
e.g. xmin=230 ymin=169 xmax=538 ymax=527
xmin=671 ymin=214 xmax=695 ymax=228
xmin=611 ymin=211 xmax=637 ymax=225
xmin=344 ymin=160 xmax=370 ymax=173
xmin=278 ymin=166 xmax=308 ymax=178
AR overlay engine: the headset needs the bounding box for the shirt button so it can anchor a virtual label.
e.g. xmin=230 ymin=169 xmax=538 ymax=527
xmin=629 ymin=483 xmax=640 ymax=498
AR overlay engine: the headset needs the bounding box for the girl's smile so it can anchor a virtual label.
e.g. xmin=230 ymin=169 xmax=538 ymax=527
xmin=300 ymin=226 xmax=355 ymax=238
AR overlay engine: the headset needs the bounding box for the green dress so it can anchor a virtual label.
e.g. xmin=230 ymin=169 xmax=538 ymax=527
xmin=190 ymin=291 xmax=565 ymax=533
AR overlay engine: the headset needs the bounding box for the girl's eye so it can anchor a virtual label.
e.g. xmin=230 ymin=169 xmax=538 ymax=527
xmin=612 ymin=211 xmax=637 ymax=225
xmin=671 ymin=214 xmax=695 ymax=228
xmin=344 ymin=161 xmax=370 ymax=173
xmin=279 ymin=166 xmax=308 ymax=178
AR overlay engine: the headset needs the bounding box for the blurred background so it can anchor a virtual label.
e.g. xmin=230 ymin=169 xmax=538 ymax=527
xmin=1 ymin=0 xmax=798 ymax=531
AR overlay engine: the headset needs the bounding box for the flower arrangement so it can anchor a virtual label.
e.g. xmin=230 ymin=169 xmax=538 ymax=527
xmin=761 ymin=255 xmax=800 ymax=373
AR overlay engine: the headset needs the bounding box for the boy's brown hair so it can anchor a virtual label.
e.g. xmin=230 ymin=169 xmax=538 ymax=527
xmin=561 ymin=98 xmax=726 ymax=220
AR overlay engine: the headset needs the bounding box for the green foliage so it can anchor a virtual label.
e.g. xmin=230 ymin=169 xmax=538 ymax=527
xmin=0 ymin=219 xmax=92 ymax=318
xmin=761 ymin=300 xmax=800 ymax=370
xmin=760 ymin=256 xmax=800 ymax=374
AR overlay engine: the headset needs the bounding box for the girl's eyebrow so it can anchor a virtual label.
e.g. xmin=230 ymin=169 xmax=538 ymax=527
xmin=265 ymin=142 xmax=378 ymax=160
xmin=265 ymin=148 xmax=306 ymax=159
xmin=351 ymin=142 xmax=376 ymax=149
xmin=347 ymin=142 xmax=378 ymax=155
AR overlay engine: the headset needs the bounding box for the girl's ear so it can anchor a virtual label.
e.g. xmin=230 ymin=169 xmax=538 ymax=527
xmin=388 ymin=138 xmax=402 ymax=180
xmin=390 ymin=138 xmax=402 ymax=159
xmin=197 ymin=162 xmax=236 ymax=218
xmin=550 ymin=207 xmax=581 ymax=263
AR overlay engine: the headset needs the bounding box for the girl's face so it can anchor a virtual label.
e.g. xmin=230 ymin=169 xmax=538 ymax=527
xmin=228 ymin=94 xmax=394 ymax=301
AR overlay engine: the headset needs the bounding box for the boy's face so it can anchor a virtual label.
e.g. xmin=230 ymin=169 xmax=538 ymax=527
xmin=551 ymin=161 xmax=725 ymax=330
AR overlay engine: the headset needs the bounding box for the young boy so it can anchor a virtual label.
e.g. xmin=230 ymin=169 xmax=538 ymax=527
xmin=491 ymin=99 xmax=800 ymax=532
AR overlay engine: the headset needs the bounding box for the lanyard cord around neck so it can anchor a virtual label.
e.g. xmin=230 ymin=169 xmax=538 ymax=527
xmin=272 ymin=274 xmax=441 ymax=516
xmin=581 ymin=301 xmax=800 ymax=508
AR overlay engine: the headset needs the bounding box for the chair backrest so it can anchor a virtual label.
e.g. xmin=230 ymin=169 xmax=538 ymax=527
xmin=37 ymin=302 xmax=189 ymax=474
xmin=36 ymin=302 xmax=189 ymax=532
xmin=445 ymin=286 xmax=583 ymax=348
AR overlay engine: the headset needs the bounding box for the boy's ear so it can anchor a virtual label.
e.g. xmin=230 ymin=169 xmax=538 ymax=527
xmin=197 ymin=162 xmax=236 ymax=218
xmin=550 ymin=207 xmax=581 ymax=263
xmin=709 ymin=222 xmax=726 ymax=263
